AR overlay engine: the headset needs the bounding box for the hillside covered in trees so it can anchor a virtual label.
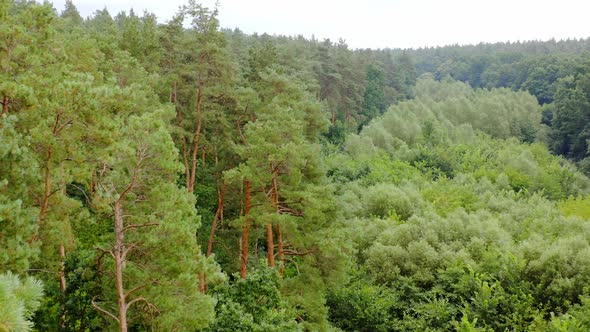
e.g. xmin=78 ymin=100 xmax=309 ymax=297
xmin=2 ymin=1 xmax=590 ymax=331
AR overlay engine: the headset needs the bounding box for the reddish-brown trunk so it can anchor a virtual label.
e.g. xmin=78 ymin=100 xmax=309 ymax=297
xmin=181 ymin=138 xmax=190 ymax=189
xmin=206 ymin=181 xmax=226 ymax=257
xmin=267 ymin=166 xmax=279 ymax=268
xmin=266 ymin=224 xmax=275 ymax=267
xmin=240 ymin=180 xmax=252 ymax=278
xmin=188 ymin=54 xmax=206 ymax=193
xmin=277 ymin=224 xmax=284 ymax=277
xmin=199 ymin=272 xmax=207 ymax=293
xmin=1 ymin=96 xmax=8 ymax=115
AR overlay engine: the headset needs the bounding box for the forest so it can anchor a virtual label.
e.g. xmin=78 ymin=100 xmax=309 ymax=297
xmin=2 ymin=0 xmax=590 ymax=331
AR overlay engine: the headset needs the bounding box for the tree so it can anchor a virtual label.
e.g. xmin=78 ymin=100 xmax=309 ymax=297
xmin=91 ymin=110 xmax=222 ymax=331
xmin=550 ymin=74 xmax=590 ymax=161
xmin=60 ymin=0 xmax=83 ymax=26
xmin=361 ymin=64 xmax=387 ymax=127
xmin=170 ymin=1 xmax=235 ymax=194
xmin=0 ymin=116 xmax=39 ymax=273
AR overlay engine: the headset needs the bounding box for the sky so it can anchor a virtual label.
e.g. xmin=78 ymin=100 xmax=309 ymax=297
xmin=48 ymin=0 xmax=590 ymax=49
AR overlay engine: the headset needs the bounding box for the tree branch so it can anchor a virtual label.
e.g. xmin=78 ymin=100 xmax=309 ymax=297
xmin=122 ymin=243 xmax=139 ymax=261
xmin=282 ymin=249 xmax=314 ymax=256
xmin=96 ymin=247 xmax=115 ymax=260
xmin=126 ymin=297 xmax=156 ymax=311
xmin=122 ymin=222 xmax=159 ymax=232
xmin=125 ymin=283 xmax=148 ymax=299
xmin=91 ymin=297 xmax=119 ymax=323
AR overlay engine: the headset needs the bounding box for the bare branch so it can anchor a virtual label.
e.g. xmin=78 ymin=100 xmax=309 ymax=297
xmin=91 ymin=297 xmax=119 ymax=323
xmin=126 ymin=297 xmax=156 ymax=311
xmin=286 ymin=257 xmax=301 ymax=275
xmin=122 ymin=243 xmax=139 ymax=260
xmin=55 ymin=119 xmax=73 ymax=135
xmin=282 ymin=249 xmax=314 ymax=256
xmin=116 ymin=148 xmax=147 ymax=204
xmin=122 ymin=222 xmax=160 ymax=232
xmin=96 ymin=247 xmax=115 ymax=260
xmin=125 ymin=283 xmax=149 ymax=299
xmin=26 ymin=269 xmax=59 ymax=275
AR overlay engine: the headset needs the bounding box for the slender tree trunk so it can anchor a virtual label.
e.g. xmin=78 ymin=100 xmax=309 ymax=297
xmin=267 ymin=166 xmax=279 ymax=268
xmin=58 ymin=242 xmax=67 ymax=328
xmin=277 ymin=224 xmax=285 ymax=277
xmin=207 ymin=181 xmax=226 ymax=257
xmin=172 ymin=82 xmax=192 ymax=190
xmin=59 ymin=243 xmax=67 ymax=291
xmin=240 ymin=180 xmax=252 ymax=278
xmin=1 ymin=96 xmax=8 ymax=115
xmin=59 ymin=166 xmax=68 ymax=293
xmin=90 ymin=169 xmax=97 ymax=195
xmin=181 ymin=139 xmax=190 ymax=189
xmin=39 ymin=147 xmax=53 ymax=220
xmin=331 ymin=110 xmax=336 ymax=126
xmin=199 ymin=272 xmax=207 ymax=293
xmin=188 ymin=54 xmax=206 ymax=193
xmin=188 ymin=80 xmax=202 ymax=193
xmin=114 ymin=200 xmax=128 ymax=332
xmin=266 ymin=224 xmax=275 ymax=267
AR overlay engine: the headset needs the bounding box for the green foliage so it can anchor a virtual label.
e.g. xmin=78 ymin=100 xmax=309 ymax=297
xmin=0 ymin=117 xmax=38 ymax=273
xmin=327 ymin=77 xmax=590 ymax=331
xmin=327 ymin=275 xmax=398 ymax=332
xmin=3 ymin=1 xmax=590 ymax=331
xmin=206 ymin=266 xmax=301 ymax=332
xmin=550 ymin=74 xmax=590 ymax=162
xmin=559 ymin=196 xmax=590 ymax=219
xmin=361 ymin=64 xmax=387 ymax=123
xmin=0 ymin=272 xmax=43 ymax=332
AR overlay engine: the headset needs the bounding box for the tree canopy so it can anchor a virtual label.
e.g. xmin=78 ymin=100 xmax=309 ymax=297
xmin=1 ymin=1 xmax=590 ymax=331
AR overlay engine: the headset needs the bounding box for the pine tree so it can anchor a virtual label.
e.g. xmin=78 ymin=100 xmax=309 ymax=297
xmin=91 ymin=110 xmax=222 ymax=331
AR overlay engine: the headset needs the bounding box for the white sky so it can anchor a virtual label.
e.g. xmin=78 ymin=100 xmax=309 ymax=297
xmin=48 ymin=0 xmax=590 ymax=49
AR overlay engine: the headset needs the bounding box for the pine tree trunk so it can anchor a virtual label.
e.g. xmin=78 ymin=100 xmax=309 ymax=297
xmin=240 ymin=180 xmax=252 ymax=278
xmin=1 ymin=96 xmax=8 ymax=115
xmin=59 ymin=166 xmax=67 ymax=293
xmin=90 ymin=169 xmax=97 ymax=195
xmin=267 ymin=166 xmax=279 ymax=268
xmin=266 ymin=224 xmax=275 ymax=267
xmin=207 ymin=181 xmax=226 ymax=257
xmin=331 ymin=110 xmax=336 ymax=126
xmin=277 ymin=224 xmax=284 ymax=277
xmin=39 ymin=147 xmax=53 ymax=221
xmin=199 ymin=272 xmax=207 ymax=293
xmin=59 ymin=244 xmax=66 ymax=291
xmin=114 ymin=200 xmax=128 ymax=332
xmin=58 ymin=242 xmax=67 ymax=328
xmin=172 ymin=82 xmax=191 ymax=190
xmin=188 ymin=54 xmax=206 ymax=193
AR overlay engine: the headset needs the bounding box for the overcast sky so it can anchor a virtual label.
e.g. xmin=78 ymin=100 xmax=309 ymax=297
xmin=48 ymin=0 xmax=590 ymax=49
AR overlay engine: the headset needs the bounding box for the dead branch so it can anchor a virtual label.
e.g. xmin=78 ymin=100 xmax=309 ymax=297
xmin=122 ymin=222 xmax=160 ymax=232
xmin=282 ymin=249 xmax=314 ymax=256
xmin=96 ymin=247 xmax=115 ymax=260
xmin=126 ymin=297 xmax=156 ymax=311
xmin=91 ymin=297 xmax=119 ymax=323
